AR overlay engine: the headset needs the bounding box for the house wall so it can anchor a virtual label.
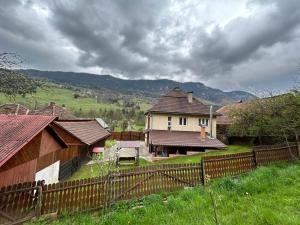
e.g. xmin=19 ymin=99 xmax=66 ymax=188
xmin=36 ymin=129 xmax=63 ymax=173
xmin=0 ymin=159 xmax=37 ymax=187
xmin=0 ymin=128 xmax=66 ymax=187
xmin=146 ymin=114 xmax=217 ymax=138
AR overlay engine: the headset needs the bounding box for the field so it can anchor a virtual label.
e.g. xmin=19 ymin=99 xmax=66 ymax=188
xmin=28 ymin=161 xmax=300 ymax=225
xmin=68 ymin=145 xmax=251 ymax=180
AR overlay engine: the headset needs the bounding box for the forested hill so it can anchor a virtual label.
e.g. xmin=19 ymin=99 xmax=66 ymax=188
xmin=22 ymin=69 xmax=255 ymax=105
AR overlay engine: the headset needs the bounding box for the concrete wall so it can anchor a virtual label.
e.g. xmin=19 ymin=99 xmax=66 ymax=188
xmin=146 ymin=114 xmax=217 ymax=138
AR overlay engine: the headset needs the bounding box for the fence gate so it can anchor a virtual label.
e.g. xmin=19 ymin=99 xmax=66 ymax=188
xmin=106 ymin=164 xmax=202 ymax=206
xmin=0 ymin=181 xmax=42 ymax=225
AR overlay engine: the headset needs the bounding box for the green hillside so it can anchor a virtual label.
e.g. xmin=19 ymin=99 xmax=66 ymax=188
xmin=0 ymin=83 xmax=118 ymax=111
xmin=0 ymin=82 xmax=151 ymax=131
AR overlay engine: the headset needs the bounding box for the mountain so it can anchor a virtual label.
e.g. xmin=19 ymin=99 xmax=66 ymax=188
xmin=22 ymin=69 xmax=255 ymax=105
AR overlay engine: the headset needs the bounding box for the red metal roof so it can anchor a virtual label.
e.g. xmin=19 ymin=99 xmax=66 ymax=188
xmin=149 ymin=130 xmax=226 ymax=148
xmin=0 ymin=115 xmax=56 ymax=167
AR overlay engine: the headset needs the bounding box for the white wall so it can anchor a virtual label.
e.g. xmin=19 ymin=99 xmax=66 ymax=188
xmin=35 ymin=160 xmax=60 ymax=184
xmin=146 ymin=114 xmax=217 ymax=138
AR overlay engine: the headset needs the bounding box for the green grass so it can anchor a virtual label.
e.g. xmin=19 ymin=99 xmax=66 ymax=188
xmin=68 ymin=159 xmax=150 ymax=181
xmin=69 ymin=145 xmax=251 ymax=180
xmin=29 ymin=161 xmax=300 ymax=225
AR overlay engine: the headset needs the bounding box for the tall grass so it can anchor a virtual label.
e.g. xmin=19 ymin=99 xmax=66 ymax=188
xmin=29 ymin=161 xmax=300 ymax=225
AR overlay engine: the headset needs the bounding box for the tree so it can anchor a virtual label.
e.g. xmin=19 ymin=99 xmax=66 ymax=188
xmin=228 ymin=91 xmax=300 ymax=144
xmin=121 ymin=120 xmax=128 ymax=131
xmin=0 ymin=53 xmax=38 ymax=100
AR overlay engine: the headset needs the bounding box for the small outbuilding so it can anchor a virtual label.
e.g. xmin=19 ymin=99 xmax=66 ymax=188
xmin=116 ymin=141 xmax=140 ymax=166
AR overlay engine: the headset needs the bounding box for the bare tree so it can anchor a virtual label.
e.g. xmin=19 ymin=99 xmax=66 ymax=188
xmin=0 ymin=52 xmax=38 ymax=101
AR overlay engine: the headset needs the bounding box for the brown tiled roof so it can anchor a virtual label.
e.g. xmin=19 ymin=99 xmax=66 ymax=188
xmin=0 ymin=115 xmax=57 ymax=167
xmin=149 ymin=130 xmax=226 ymax=148
xmin=30 ymin=103 xmax=77 ymax=120
xmin=216 ymin=101 xmax=245 ymax=125
xmin=0 ymin=103 xmax=29 ymax=115
xmin=148 ymin=88 xmax=219 ymax=116
xmin=54 ymin=120 xmax=111 ymax=145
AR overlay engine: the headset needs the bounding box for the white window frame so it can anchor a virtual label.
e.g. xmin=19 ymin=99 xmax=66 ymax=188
xmin=179 ymin=117 xmax=188 ymax=126
xmin=167 ymin=116 xmax=172 ymax=130
xmin=199 ymin=118 xmax=209 ymax=127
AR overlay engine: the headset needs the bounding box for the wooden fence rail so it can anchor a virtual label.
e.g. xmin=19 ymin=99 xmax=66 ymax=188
xmin=0 ymin=142 xmax=299 ymax=224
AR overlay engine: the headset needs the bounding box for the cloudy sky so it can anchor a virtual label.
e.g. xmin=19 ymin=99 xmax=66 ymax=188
xmin=0 ymin=0 xmax=300 ymax=92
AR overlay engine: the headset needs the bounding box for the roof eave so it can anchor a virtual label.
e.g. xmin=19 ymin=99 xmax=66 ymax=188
xmin=147 ymin=111 xmax=219 ymax=117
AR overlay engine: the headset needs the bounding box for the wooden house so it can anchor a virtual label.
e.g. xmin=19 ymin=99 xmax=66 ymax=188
xmin=0 ymin=115 xmax=68 ymax=187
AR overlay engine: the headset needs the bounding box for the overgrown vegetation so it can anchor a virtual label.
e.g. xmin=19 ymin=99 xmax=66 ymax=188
xmin=229 ymin=90 xmax=300 ymax=144
xmin=29 ymin=161 xmax=300 ymax=225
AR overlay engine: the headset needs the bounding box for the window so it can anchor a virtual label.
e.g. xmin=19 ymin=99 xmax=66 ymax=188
xmin=179 ymin=117 xmax=187 ymax=126
xmin=199 ymin=118 xmax=209 ymax=127
xmin=167 ymin=116 xmax=172 ymax=130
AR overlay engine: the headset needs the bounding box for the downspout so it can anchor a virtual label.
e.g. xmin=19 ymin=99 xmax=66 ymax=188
xmin=210 ymin=105 xmax=213 ymax=138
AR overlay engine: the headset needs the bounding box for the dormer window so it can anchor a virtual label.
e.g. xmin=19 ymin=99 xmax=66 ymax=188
xmin=199 ymin=118 xmax=209 ymax=127
xmin=179 ymin=117 xmax=187 ymax=126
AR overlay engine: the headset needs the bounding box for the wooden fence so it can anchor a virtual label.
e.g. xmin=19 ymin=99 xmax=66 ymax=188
xmin=0 ymin=142 xmax=299 ymax=224
xmin=0 ymin=181 xmax=43 ymax=225
xmin=41 ymin=163 xmax=201 ymax=215
xmin=109 ymin=132 xmax=144 ymax=141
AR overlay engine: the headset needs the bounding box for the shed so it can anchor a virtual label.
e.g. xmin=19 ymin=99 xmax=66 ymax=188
xmin=116 ymin=141 xmax=140 ymax=166
xmin=0 ymin=115 xmax=68 ymax=187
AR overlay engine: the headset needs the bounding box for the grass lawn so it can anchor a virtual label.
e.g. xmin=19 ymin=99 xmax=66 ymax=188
xmin=29 ymin=161 xmax=300 ymax=225
xmin=69 ymin=145 xmax=251 ymax=180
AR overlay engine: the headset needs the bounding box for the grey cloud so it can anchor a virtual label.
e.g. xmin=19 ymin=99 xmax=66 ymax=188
xmin=188 ymin=0 xmax=300 ymax=77
xmin=48 ymin=0 xmax=171 ymax=76
xmin=0 ymin=0 xmax=299 ymax=91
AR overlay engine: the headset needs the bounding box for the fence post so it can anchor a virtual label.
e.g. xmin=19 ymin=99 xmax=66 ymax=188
xmin=35 ymin=182 xmax=44 ymax=218
xmin=201 ymin=159 xmax=206 ymax=185
xmin=253 ymin=150 xmax=258 ymax=168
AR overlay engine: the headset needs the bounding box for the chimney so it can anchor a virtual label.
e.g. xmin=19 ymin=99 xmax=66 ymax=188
xmin=187 ymin=91 xmax=193 ymax=103
xmin=200 ymin=126 xmax=206 ymax=141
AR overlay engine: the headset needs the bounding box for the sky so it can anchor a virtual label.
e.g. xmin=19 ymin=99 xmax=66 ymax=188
xmin=0 ymin=0 xmax=300 ymax=92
